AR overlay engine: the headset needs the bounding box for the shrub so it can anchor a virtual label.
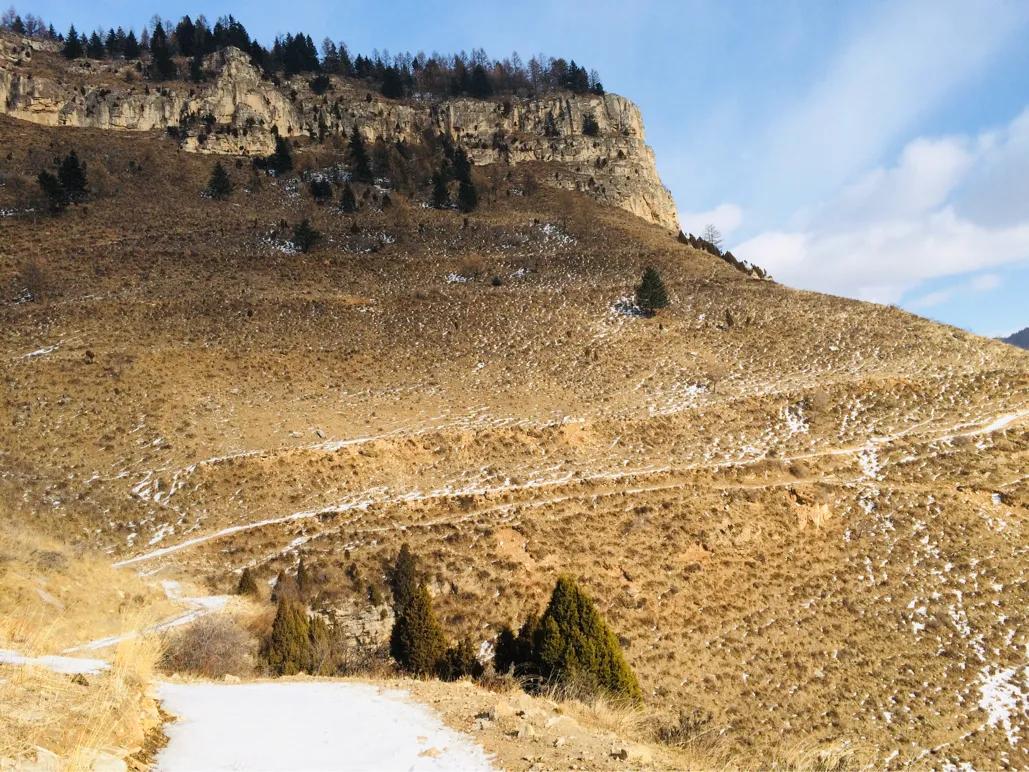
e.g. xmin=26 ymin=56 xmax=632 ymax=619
xmin=37 ymin=170 xmax=67 ymax=211
xmin=236 ymin=567 xmax=259 ymax=596
xmin=389 ymin=584 xmax=447 ymax=676
xmin=15 ymin=258 xmax=48 ymax=302
xmin=442 ymin=637 xmax=484 ymax=681
xmin=582 ymin=111 xmax=600 ymax=137
xmin=494 ymin=612 xmax=538 ymax=676
xmin=207 ymin=161 xmax=233 ymax=199
xmin=635 ymin=267 xmax=669 ymax=314
xmin=655 ymin=708 xmax=714 ymax=748
xmin=291 ymin=219 xmax=321 ymax=252
xmin=256 ymin=135 xmax=293 ymax=175
xmin=161 ymin=615 xmax=255 ymax=678
xmin=310 ymin=74 xmax=331 ymax=95
xmin=309 ymin=176 xmax=332 ymax=202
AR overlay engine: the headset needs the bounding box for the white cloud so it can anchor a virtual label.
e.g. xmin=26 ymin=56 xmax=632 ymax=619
xmin=736 ymin=109 xmax=1029 ymax=305
xmin=753 ymin=0 xmax=1029 ymax=210
xmin=679 ymin=203 xmax=743 ymax=238
xmin=969 ymin=273 xmax=1001 ymax=292
xmin=908 ymin=289 xmax=954 ymax=310
xmin=907 ymin=273 xmax=1000 ymax=310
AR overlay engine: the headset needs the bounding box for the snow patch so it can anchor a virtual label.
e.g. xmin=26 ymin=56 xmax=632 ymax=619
xmin=155 ymin=681 xmax=494 ymax=771
xmin=0 ymin=648 xmax=109 ymax=675
xmin=978 ymin=663 xmax=1029 ymax=748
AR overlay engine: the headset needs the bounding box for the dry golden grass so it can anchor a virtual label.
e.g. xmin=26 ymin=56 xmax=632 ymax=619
xmin=0 ymin=515 xmax=176 ymax=767
xmin=0 ymin=517 xmax=176 ymax=655
xmin=0 ymin=635 xmax=163 ymax=768
xmin=0 ymin=99 xmax=1026 ymax=769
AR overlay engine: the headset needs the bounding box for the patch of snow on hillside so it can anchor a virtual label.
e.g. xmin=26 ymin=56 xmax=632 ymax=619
xmin=782 ymin=404 xmax=809 ymax=435
xmin=858 ymin=444 xmax=882 ymax=480
xmin=20 ymin=344 xmax=58 ymax=359
xmin=0 ymin=649 xmax=109 ymax=674
xmin=155 ymin=681 xmax=494 ymax=771
xmin=978 ymin=663 xmax=1029 ymax=748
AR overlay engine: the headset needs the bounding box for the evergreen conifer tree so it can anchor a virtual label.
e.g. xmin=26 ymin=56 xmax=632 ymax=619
xmin=340 ymin=183 xmax=357 ymax=213
xmin=389 ymin=584 xmax=447 ymax=676
xmin=62 ymin=25 xmax=83 ymax=59
xmin=37 ymin=170 xmax=67 ymax=212
xmin=469 ymin=64 xmax=493 ymax=98
xmin=306 ymin=613 xmax=333 ymax=674
xmin=380 ymin=66 xmax=404 ymax=99
xmin=57 ymin=151 xmax=87 ymax=199
xmin=582 ymin=111 xmax=600 ymax=137
xmin=150 ymin=22 xmax=177 ymax=80
xmin=431 ymin=170 xmax=450 ymax=209
xmin=86 ymin=31 xmax=105 ymax=59
xmin=207 ymin=161 xmax=232 ymax=199
xmin=124 ymin=30 xmax=140 ymax=59
xmin=452 ymin=148 xmax=472 ymax=184
xmin=635 ymin=266 xmax=669 ymax=314
xmin=457 ymin=180 xmax=478 ymax=213
xmin=532 ymin=576 xmax=642 ymax=701
xmin=296 ymin=554 xmax=311 ymax=596
xmin=494 ymin=612 xmax=539 ymax=676
xmin=189 ymin=52 xmax=205 ymax=82
xmin=389 ymin=543 xmax=418 ymax=615
xmin=291 ymin=218 xmax=320 ymax=252
xmin=348 ymin=131 xmax=373 ymax=184
xmin=236 ymin=566 xmax=259 ymax=596
xmin=272 ymin=135 xmax=293 ymax=173
xmin=443 ymin=637 xmax=484 ymax=680
xmin=263 ymin=596 xmax=311 ymax=675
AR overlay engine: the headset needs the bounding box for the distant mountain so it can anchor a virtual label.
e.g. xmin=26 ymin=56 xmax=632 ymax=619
xmin=1001 ymin=327 xmax=1029 ymax=349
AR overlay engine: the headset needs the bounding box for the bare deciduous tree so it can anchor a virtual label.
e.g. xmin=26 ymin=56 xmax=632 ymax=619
xmin=702 ymin=223 xmax=723 ymax=252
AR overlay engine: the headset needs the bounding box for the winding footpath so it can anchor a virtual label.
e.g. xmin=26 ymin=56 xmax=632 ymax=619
xmin=155 ymin=681 xmax=494 ymax=771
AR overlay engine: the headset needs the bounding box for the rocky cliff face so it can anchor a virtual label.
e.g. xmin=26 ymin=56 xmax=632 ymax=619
xmin=0 ymin=36 xmax=678 ymax=230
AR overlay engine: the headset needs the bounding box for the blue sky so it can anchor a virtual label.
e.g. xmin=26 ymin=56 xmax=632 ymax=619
xmin=24 ymin=0 xmax=1029 ymax=337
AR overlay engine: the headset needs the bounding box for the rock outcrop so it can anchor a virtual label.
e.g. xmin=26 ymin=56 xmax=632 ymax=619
xmin=0 ymin=36 xmax=678 ymax=230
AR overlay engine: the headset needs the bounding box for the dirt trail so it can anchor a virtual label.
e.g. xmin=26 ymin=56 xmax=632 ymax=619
xmin=113 ymin=408 xmax=1028 ymax=569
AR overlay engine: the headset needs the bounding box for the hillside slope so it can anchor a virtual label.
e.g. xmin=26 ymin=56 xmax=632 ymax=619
xmin=1 ymin=56 xmax=1028 ymax=769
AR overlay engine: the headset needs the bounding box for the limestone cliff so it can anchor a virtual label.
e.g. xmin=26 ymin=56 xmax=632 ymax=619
xmin=0 ymin=36 xmax=678 ymax=230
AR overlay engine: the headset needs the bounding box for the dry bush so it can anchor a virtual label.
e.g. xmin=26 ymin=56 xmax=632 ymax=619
xmin=160 ymin=614 xmax=256 ymax=678
xmin=333 ymin=639 xmax=392 ymax=678
xmin=769 ymin=739 xmax=873 ymax=771
xmin=15 ymin=257 xmax=49 ymax=302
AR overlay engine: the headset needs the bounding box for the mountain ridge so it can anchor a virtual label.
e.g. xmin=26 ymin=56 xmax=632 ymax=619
xmin=1002 ymin=326 xmax=1029 ymax=349
xmin=0 ymin=33 xmax=679 ymax=230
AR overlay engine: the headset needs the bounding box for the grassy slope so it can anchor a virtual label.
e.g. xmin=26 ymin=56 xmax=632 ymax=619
xmin=1 ymin=112 xmax=1027 ymax=768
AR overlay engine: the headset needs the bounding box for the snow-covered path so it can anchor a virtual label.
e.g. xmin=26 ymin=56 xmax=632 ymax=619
xmin=155 ymin=681 xmax=495 ymax=772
